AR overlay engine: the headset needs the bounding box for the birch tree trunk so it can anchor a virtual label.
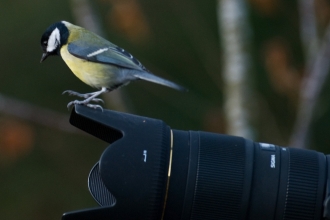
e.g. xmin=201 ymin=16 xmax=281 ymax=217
xmin=290 ymin=24 xmax=330 ymax=149
xmin=217 ymin=0 xmax=253 ymax=138
xmin=289 ymin=0 xmax=330 ymax=149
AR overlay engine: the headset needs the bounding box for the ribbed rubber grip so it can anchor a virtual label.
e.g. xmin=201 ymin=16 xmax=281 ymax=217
xmin=190 ymin=132 xmax=248 ymax=220
xmin=283 ymin=148 xmax=325 ymax=220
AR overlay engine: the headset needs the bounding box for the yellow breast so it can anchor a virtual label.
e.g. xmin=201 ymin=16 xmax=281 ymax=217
xmin=60 ymin=45 xmax=112 ymax=89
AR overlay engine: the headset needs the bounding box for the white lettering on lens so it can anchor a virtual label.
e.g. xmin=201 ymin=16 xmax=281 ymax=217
xmin=270 ymin=155 xmax=275 ymax=168
xmin=260 ymin=143 xmax=274 ymax=148
xmin=143 ymin=150 xmax=147 ymax=162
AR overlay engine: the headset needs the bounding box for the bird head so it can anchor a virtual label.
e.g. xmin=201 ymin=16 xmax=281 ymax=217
xmin=40 ymin=21 xmax=69 ymax=62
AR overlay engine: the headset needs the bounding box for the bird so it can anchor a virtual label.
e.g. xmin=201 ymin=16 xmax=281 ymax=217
xmin=40 ymin=21 xmax=186 ymax=110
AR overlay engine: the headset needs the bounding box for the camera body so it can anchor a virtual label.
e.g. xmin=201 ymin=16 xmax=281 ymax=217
xmin=62 ymin=105 xmax=330 ymax=220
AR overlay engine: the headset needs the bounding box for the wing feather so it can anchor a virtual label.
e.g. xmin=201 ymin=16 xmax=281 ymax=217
xmin=67 ymin=40 xmax=148 ymax=72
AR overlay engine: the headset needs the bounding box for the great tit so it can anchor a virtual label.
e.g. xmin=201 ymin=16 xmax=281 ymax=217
xmin=40 ymin=21 xmax=186 ymax=109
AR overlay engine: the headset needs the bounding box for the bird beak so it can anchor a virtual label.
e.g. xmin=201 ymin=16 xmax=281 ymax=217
xmin=40 ymin=52 xmax=49 ymax=63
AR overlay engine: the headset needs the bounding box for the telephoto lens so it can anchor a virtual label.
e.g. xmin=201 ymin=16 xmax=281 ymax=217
xmin=62 ymin=105 xmax=330 ymax=220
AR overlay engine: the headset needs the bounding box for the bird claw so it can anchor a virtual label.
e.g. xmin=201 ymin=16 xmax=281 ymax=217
xmin=86 ymin=104 xmax=103 ymax=111
xmin=67 ymin=100 xmax=80 ymax=109
xmin=62 ymin=90 xmax=91 ymax=99
xmin=92 ymin=98 xmax=104 ymax=103
xmin=67 ymin=99 xmax=104 ymax=111
xmin=64 ymin=88 xmax=107 ymax=111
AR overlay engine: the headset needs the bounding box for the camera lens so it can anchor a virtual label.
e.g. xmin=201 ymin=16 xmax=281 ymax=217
xmin=65 ymin=106 xmax=329 ymax=220
xmin=164 ymin=131 xmax=326 ymax=220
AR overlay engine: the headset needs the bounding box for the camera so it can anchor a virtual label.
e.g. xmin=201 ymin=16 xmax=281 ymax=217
xmin=62 ymin=105 xmax=330 ymax=220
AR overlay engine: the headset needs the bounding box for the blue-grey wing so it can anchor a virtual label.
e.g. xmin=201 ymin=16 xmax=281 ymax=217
xmin=67 ymin=42 xmax=148 ymax=72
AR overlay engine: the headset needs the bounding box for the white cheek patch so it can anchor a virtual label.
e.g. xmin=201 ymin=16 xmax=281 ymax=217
xmin=87 ymin=48 xmax=109 ymax=57
xmin=47 ymin=28 xmax=61 ymax=52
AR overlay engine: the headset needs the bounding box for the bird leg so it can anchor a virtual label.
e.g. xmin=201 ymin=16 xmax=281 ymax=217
xmin=62 ymin=90 xmax=104 ymax=103
xmin=66 ymin=87 xmax=108 ymax=110
xmin=63 ymin=90 xmax=93 ymax=98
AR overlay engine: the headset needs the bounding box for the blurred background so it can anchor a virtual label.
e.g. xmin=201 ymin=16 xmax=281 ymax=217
xmin=1 ymin=0 xmax=330 ymax=219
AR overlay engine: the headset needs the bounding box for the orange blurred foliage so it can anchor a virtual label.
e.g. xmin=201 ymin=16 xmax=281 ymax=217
xmin=202 ymin=107 xmax=226 ymax=134
xmin=315 ymin=0 xmax=330 ymax=30
xmin=263 ymin=38 xmax=302 ymax=104
xmin=100 ymin=0 xmax=151 ymax=43
xmin=249 ymin=0 xmax=279 ymax=16
xmin=0 ymin=118 xmax=35 ymax=164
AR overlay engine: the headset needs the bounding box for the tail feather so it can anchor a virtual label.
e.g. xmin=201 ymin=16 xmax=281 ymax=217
xmin=134 ymin=72 xmax=187 ymax=91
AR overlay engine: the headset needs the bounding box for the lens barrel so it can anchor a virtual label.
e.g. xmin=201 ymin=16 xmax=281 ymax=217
xmin=165 ymin=131 xmax=326 ymax=220
xmin=164 ymin=131 xmax=253 ymax=220
xmin=63 ymin=105 xmax=329 ymax=220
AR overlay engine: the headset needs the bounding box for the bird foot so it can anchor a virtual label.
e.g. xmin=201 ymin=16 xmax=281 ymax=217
xmin=67 ymin=100 xmax=103 ymax=111
xmin=86 ymin=104 xmax=103 ymax=111
xmin=63 ymin=90 xmax=104 ymax=104
xmin=89 ymin=98 xmax=104 ymax=103
xmin=63 ymin=90 xmax=94 ymax=99
xmin=64 ymin=88 xmax=107 ymax=111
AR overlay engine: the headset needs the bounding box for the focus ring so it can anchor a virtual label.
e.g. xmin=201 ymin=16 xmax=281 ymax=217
xmin=283 ymin=148 xmax=320 ymax=220
xmin=190 ymin=132 xmax=246 ymax=220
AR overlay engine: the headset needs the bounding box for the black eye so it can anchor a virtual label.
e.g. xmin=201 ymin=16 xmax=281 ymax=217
xmin=43 ymin=41 xmax=47 ymax=46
